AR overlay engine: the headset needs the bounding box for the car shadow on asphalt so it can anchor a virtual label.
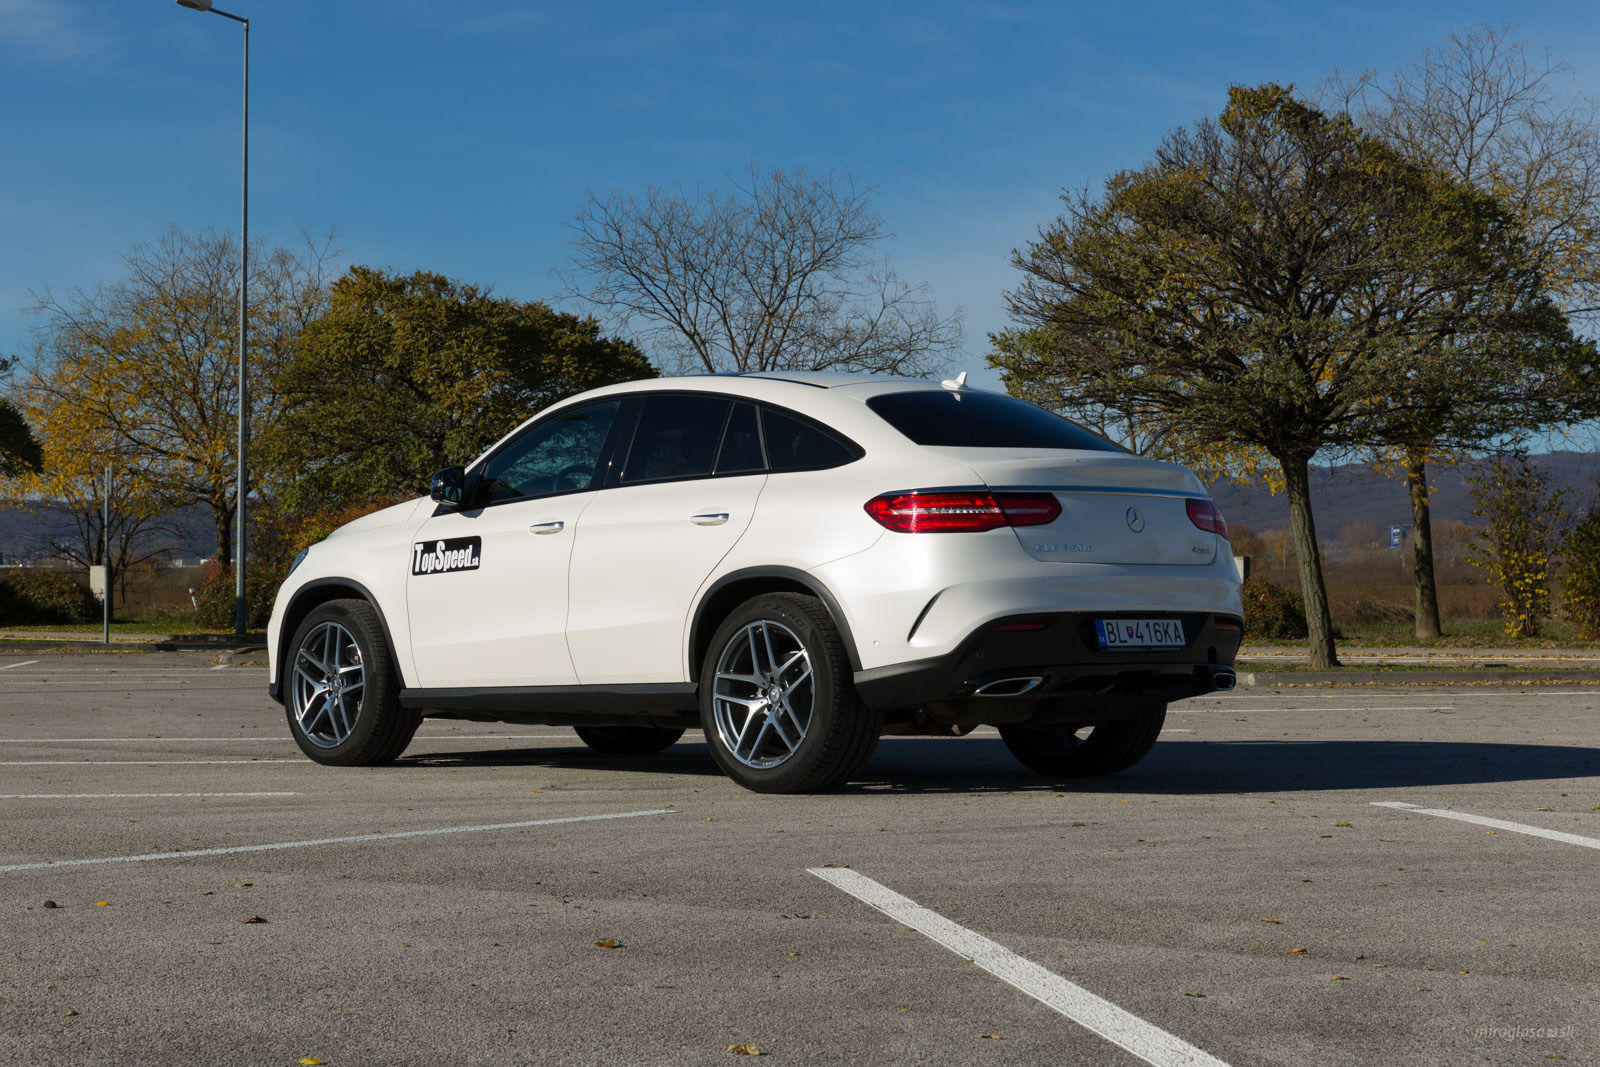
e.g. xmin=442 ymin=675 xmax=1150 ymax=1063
xmin=397 ymin=737 xmax=1600 ymax=794
xmin=852 ymin=738 xmax=1600 ymax=794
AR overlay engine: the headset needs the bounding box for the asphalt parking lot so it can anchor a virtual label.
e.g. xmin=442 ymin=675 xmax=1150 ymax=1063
xmin=2 ymin=651 xmax=1598 ymax=1065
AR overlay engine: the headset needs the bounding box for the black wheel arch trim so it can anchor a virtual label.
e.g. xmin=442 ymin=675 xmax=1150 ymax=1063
xmin=271 ymin=577 xmax=405 ymax=705
xmin=688 ymin=566 xmax=863 ymax=679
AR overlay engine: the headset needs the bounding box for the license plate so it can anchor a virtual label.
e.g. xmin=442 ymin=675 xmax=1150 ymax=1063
xmin=1095 ymin=618 xmax=1186 ymax=651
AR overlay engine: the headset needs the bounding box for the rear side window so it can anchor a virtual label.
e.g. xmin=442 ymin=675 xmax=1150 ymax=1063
xmin=622 ymin=395 xmax=733 ymax=483
xmin=762 ymin=407 xmax=861 ymax=472
xmin=866 ymin=391 xmax=1123 ymax=452
xmin=715 ymin=403 xmax=765 ymax=475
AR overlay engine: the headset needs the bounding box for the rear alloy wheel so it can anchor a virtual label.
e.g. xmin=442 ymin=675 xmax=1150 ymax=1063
xmin=700 ymin=593 xmax=879 ymax=793
xmin=573 ymin=725 xmax=685 ymax=756
xmin=285 ymin=599 xmax=418 ymax=766
xmin=999 ymin=704 xmax=1166 ymax=777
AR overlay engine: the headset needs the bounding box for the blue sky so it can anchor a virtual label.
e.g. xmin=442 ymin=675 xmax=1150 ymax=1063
xmin=4 ymin=1 xmax=1599 ymax=393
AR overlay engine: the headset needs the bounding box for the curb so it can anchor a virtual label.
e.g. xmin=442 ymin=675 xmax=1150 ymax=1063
xmin=1239 ymin=669 xmax=1600 ymax=687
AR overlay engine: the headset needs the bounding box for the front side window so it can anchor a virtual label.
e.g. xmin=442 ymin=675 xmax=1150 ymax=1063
xmin=476 ymin=400 xmax=622 ymax=505
xmin=621 ymin=395 xmax=734 ymax=484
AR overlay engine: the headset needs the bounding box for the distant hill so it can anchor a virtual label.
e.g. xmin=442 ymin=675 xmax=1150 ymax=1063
xmin=0 ymin=500 xmax=217 ymax=564
xmin=1208 ymin=452 xmax=1600 ymax=536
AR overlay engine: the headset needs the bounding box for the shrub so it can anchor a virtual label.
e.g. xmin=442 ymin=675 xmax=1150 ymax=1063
xmin=1466 ymin=458 xmax=1568 ymax=638
xmin=0 ymin=569 xmax=100 ymax=625
xmin=1561 ymin=508 xmax=1600 ymax=640
xmin=1242 ymin=576 xmax=1308 ymax=639
xmin=195 ymin=565 xmax=280 ymax=631
xmin=1338 ymin=595 xmax=1413 ymax=626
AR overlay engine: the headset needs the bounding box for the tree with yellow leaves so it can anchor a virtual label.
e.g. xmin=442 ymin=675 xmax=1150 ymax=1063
xmin=20 ymin=227 xmax=335 ymax=568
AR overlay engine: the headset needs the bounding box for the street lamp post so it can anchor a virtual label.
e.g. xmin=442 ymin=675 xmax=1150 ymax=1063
xmin=176 ymin=0 xmax=249 ymax=637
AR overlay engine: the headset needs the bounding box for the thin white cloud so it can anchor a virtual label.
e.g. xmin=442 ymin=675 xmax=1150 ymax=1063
xmin=0 ymin=0 xmax=102 ymax=62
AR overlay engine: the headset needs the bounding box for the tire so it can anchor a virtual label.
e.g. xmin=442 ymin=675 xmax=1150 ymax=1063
xmin=573 ymin=724 xmax=685 ymax=756
xmin=999 ymin=704 xmax=1166 ymax=778
xmin=283 ymin=599 xmax=419 ymax=766
xmin=699 ymin=592 xmax=879 ymax=794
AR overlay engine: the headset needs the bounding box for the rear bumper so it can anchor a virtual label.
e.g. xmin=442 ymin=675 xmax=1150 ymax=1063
xmin=853 ymin=610 xmax=1242 ymax=713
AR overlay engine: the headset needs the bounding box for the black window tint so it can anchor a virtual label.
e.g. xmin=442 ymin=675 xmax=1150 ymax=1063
xmin=762 ymin=407 xmax=859 ymax=472
xmin=477 ymin=400 xmax=621 ymax=504
xmin=865 ymin=391 xmax=1123 ymax=452
xmin=715 ymin=403 xmax=765 ymax=475
xmin=622 ymin=395 xmax=733 ymax=483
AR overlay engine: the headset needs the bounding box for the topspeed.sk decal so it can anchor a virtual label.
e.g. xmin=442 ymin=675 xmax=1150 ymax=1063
xmin=412 ymin=537 xmax=482 ymax=575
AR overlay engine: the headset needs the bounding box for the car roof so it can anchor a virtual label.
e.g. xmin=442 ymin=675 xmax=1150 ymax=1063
xmin=469 ymin=370 xmax=991 ymax=469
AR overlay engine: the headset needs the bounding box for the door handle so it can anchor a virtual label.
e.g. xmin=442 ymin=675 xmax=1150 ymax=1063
xmin=529 ymin=521 xmax=565 ymax=535
xmin=689 ymin=512 xmax=730 ymax=526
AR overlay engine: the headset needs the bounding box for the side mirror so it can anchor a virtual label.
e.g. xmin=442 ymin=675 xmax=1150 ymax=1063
xmin=430 ymin=466 xmax=467 ymax=508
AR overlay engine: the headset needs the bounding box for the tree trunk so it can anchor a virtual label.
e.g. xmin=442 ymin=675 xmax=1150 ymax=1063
xmin=1406 ymin=452 xmax=1442 ymax=639
xmin=212 ymin=500 xmax=232 ymax=573
xmin=1281 ymin=456 xmax=1341 ymax=669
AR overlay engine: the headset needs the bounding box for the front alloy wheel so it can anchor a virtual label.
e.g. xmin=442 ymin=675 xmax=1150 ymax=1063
xmin=291 ymin=620 xmax=365 ymax=748
xmin=284 ymin=599 xmax=417 ymax=766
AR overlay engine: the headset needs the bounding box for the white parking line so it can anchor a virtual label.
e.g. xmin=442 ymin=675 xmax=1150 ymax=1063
xmin=0 ymin=792 xmax=300 ymax=799
xmin=0 ymin=759 xmax=302 ymax=765
xmin=0 ymin=734 xmax=581 ymax=743
xmin=1372 ymin=802 xmax=1600 ymax=851
xmin=0 ymin=668 xmax=267 ymax=674
xmin=1177 ymin=706 xmax=1455 ymax=713
xmin=0 ymin=808 xmax=678 ymax=874
xmin=810 ymin=868 xmax=1229 ymax=1067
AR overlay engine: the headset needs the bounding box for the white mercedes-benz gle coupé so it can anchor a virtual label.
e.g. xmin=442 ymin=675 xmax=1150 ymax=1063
xmin=267 ymin=372 xmax=1243 ymax=793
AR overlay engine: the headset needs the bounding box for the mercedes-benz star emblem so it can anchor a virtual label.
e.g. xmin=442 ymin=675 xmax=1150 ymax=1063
xmin=1126 ymin=506 xmax=1145 ymax=533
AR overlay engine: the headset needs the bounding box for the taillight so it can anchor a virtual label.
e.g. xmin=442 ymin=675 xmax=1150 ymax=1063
xmin=864 ymin=491 xmax=1060 ymax=533
xmin=1186 ymin=498 xmax=1229 ymax=541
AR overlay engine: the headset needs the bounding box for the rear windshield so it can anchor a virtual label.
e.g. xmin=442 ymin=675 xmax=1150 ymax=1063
xmin=866 ymin=391 xmax=1124 ymax=452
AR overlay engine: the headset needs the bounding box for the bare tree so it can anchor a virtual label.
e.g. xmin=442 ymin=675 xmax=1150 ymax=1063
xmin=564 ymin=167 xmax=962 ymax=377
xmin=1325 ymin=25 xmax=1600 ymax=637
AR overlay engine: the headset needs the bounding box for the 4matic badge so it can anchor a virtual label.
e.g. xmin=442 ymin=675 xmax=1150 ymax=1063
xmin=412 ymin=537 xmax=482 ymax=576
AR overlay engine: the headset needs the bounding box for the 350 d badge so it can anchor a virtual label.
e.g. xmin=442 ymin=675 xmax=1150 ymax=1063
xmin=412 ymin=537 xmax=482 ymax=576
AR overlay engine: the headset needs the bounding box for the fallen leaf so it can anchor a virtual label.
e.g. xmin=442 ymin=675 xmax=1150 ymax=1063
xmin=95 ymin=901 xmax=109 ymax=907
xmin=1331 ymin=975 xmax=1349 ymax=981
xmin=594 ymin=939 xmax=618 ymax=949
xmin=1260 ymin=918 xmax=1281 ymax=924
xmin=1288 ymin=947 xmax=1306 ymax=954
xmin=786 ymin=952 xmax=799 ymax=957
xmin=529 ymin=789 xmax=541 ymax=794
xmin=41 ymin=901 xmax=58 ymax=909
xmin=64 ymin=1010 xmax=77 ymax=1017
xmin=1182 ymin=992 xmax=1205 ymax=998
xmin=234 ymin=882 xmax=253 ymax=888
xmin=238 ymin=916 xmax=268 ymax=924
xmin=727 ymin=1043 xmax=760 ymax=1055
xmin=299 ymin=1059 xmax=325 ymax=1066
xmin=980 ymin=1034 xmax=1009 ymax=1039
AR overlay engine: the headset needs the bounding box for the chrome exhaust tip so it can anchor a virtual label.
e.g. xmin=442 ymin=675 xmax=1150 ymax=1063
xmin=1212 ymin=670 xmax=1237 ymax=692
xmin=972 ymin=675 xmax=1046 ymax=697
